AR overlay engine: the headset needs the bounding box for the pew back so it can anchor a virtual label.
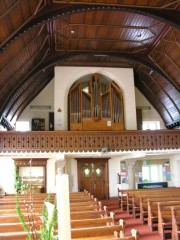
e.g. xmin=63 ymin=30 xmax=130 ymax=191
xmin=171 ymin=206 xmax=180 ymax=240
xmin=158 ymin=202 xmax=180 ymax=239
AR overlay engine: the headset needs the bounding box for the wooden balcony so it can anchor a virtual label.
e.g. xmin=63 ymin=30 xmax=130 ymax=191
xmin=0 ymin=130 xmax=179 ymax=153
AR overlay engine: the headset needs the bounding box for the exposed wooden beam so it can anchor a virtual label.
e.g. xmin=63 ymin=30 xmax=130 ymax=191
xmin=1 ymin=4 xmax=179 ymax=52
xmin=48 ymin=20 xmax=55 ymax=51
xmin=145 ymin=24 xmax=170 ymax=55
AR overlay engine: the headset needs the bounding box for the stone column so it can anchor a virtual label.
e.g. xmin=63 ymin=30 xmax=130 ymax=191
xmin=126 ymin=159 xmax=136 ymax=189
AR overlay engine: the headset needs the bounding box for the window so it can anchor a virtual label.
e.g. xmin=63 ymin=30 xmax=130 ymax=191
xmin=142 ymin=121 xmax=160 ymax=130
xmin=142 ymin=164 xmax=162 ymax=182
xmin=16 ymin=121 xmax=30 ymax=131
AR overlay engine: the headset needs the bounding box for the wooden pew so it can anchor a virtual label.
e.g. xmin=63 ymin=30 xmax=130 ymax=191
xmin=0 ymin=196 xmax=108 ymax=238
xmin=117 ymin=189 xmax=151 ymax=211
xmin=139 ymin=196 xmax=180 ymax=224
xmin=0 ymin=228 xmax=139 ymax=240
xmin=0 ymin=191 xmax=128 ymax=240
xmin=70 ymin=209 xmax=108 ymax=220
xmin=70 ymin=200 xmax=99 ymax=207
xmin=0 ymin=205 xmax=107 ymax=223
xmin=0 ymin=200 xmax=101 ymax=212
xmin=0 ymin=209 xmax=122 ymax=240
xmin=0 ymin=214 xmax=39 ymax=224
xmin=71 ymin=219 xmax=125 ymax=238
xmin=117 ymin=188 xmax=161 ymax=210
xmin=158 ymin=202 xmax=180 ymax=240
xmin=148 ymin=199 xmax=180 ymax=231
xmin=3 ymin=190 xmax=88 ymax=198
xmin=73 ymin=229 xmax=139 ymax=240
xmin=0 ymin=208 xmax=109 ymax=223
xmin=118 ymin=188 xmax=132 ymax=210
xmin=71 ymin=212 xmax=115 ymax=228
xmin=126 ymin=189 xmax=170 ymax=214
xmin=0 ymin=231 xmax=32 ymax=240
xmin=0 ymin=212 xmax=114 ymax=233
xmin=0 ymin=197 xmax=99 ymax=208
xmin=0 ymin=191 xmax=91 ymax=202
xmin=0 ymin=191 xmax=91 ymax=199
xmin=171 ymin=206 xmax=180 ymax=240
xmin=70 ymin=202 xmax=102 ymax=212
xmin=129 ymin=189 xmax=180 ymax=218
xmin=117 ymin=188 xmax=165 ymax=211
xmin=0 ymin=190 xmax=104 ymax=219
xmin=0 ymin=221 xmax=38 ymax=233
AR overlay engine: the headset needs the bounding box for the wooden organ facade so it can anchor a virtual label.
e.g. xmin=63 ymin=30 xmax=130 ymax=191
xmin=69 ymin=74 xmax=124 ymax=131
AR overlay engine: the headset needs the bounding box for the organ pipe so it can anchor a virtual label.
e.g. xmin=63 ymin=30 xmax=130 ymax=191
xmin=69 ymin=74 xmax=124 ymax=130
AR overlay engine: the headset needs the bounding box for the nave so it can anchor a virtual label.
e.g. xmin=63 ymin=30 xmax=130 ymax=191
xmin=102 ymin=199 xmax=162 ymax=240
xmin=0 ymin=191 xmax=137 ymax=240
xmin=0 ymin=187 xmax=180 ymax=240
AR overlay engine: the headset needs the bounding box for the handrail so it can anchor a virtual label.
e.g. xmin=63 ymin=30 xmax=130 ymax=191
xmin=0 ymin=130 xmax=179 ymax=153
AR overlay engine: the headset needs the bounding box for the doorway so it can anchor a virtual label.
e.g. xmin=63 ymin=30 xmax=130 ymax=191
xmin=77 ymin=158 xmax=109 ymax=199
xmin=14 ymin=159 xmax=47 ymax=193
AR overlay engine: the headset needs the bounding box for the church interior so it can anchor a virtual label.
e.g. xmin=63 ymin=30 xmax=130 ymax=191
xmin=0 ymin=1 xmax=180 ymax=239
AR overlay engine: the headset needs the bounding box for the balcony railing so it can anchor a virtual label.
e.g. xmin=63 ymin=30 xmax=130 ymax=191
xmin=0 ymin=130 xmax=179 ymax=153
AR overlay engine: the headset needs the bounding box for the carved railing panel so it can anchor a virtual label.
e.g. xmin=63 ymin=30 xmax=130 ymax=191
xmin=0 ymin=130 xmax=179 ymax=153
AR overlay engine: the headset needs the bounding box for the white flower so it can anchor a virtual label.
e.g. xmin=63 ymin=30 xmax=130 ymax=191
xmin=44 ymin=201 xmax=55 ymax=230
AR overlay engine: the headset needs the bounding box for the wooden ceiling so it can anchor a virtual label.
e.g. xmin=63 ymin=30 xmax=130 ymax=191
xmin=0 ymin=0 xmax=179 ymax=130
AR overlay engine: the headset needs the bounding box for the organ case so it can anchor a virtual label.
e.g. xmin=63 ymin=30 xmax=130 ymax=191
xmin=69 ymin=74 xmax=124 ymax=131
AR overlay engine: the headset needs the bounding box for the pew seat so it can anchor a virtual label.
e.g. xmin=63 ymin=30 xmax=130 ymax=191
xmin=71 ymin=212 xmax=115 ymax=228
xmin=71 ymin=219 xmax=124 ymax=238
xmin=73 ymin=229 xmax=139 ymax=240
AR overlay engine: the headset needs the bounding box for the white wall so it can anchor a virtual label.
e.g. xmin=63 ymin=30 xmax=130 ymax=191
xmin=0 ymin=154 xmax=179 ymax=196
xmin=54 ymin=67 xmax=137 ymax=130
xmin=16 ymin=68 xmax=166 ymax=131
xmin=135 ymin=88 xmax=165 ymax=129
xmin=19 ymin=166 xmax=44 ymax=177
xmin=0 ymin=158 xmax=16 ymax=194
xmin=0 ymin=126 xmax=6 ymax=131
xmin=17 ymin=80 xmax=54 ymax=130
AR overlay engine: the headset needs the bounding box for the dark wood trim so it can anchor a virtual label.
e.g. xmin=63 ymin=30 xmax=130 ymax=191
xmin=0 ymin=130 xmax=179 ymax=153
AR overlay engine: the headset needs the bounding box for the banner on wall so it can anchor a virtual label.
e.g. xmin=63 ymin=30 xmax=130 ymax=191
xmin=119 ymin=161 xmax=127 ymax=184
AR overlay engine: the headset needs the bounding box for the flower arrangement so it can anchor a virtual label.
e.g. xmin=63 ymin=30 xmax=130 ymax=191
xmin=16 ymin=190 xmax=58 ymax=240
xmin=40 ymin=201 xmax=58 ymax=240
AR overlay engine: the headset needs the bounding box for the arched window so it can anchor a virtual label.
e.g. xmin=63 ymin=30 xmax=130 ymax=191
xmin=69 ymin=73 xmax=124 ymax=131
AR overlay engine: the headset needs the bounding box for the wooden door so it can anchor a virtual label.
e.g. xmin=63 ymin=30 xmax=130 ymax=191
xmin=77 ymin=158 xmax=109 ymax=199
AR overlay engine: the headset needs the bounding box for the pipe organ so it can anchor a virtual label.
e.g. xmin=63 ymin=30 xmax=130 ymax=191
xmin=69 ymin=74 xmax=124 ymax=131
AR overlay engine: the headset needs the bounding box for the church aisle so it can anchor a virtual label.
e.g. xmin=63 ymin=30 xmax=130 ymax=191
xmin=101 ymin=199 xmax=162 ymax=240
